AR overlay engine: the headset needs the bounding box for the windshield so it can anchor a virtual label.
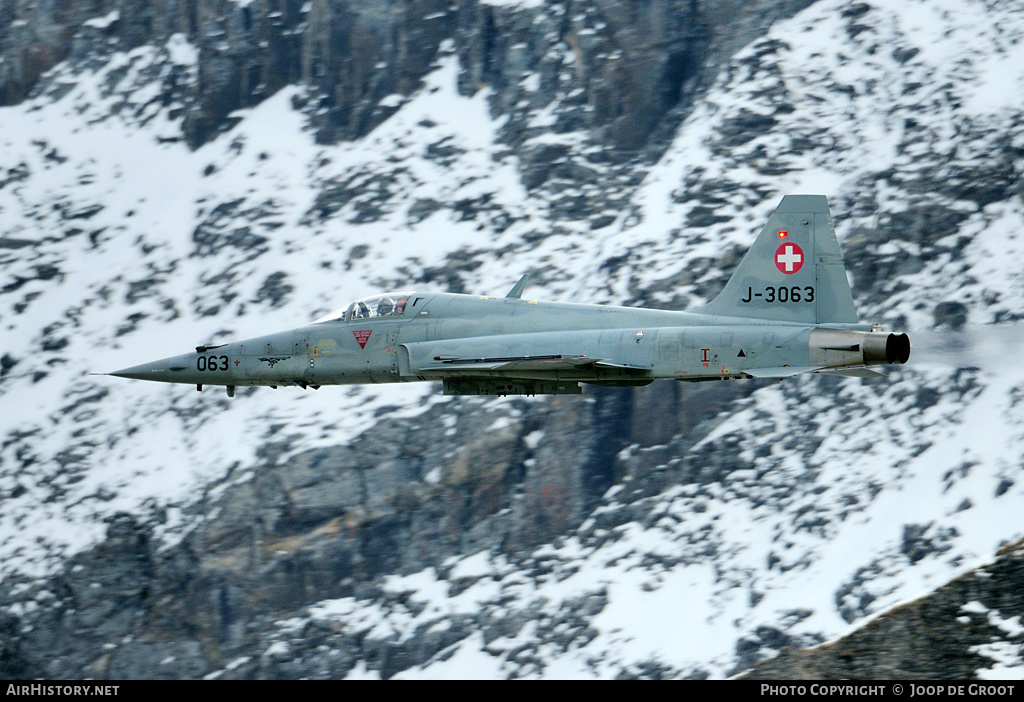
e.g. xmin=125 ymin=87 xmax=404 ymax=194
xmin=314 ymin=292 xmax=413 ymax=323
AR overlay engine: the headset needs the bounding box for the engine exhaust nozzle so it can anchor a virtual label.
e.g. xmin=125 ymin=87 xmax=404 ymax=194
xmin=863 ymin=332 xmax=911 ymax=365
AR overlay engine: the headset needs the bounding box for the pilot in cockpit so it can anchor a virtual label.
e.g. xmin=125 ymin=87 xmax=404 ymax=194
xmin=377 ymin=297 xmax=395 ymax=316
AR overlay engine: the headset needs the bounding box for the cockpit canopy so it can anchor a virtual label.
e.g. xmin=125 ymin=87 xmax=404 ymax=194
xmin=314 ymin=292 xmax=414 ymax=324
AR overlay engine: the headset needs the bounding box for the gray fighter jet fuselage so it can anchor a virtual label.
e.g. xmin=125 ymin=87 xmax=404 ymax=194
xmin=107 ymin=195 xmax=911 ymax=397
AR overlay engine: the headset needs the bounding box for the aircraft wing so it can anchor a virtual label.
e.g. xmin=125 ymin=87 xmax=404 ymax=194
xmin=402 ymin=333 xmax=649 ymax=376
xmin=417 ymin=353 xmax=608 ymax=372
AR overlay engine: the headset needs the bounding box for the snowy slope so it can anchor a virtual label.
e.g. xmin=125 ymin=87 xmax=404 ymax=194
xmin=0 ymin=40 xmax=541 ymax=576
xmin=2 ymin=0 xmax=1024 ymax=679
xmin=254 ymin=0 xmax=1024 ymax=678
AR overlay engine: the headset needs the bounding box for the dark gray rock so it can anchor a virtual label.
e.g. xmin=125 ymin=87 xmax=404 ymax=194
xmin=933 ymin=301 xmax=968 ymax=330
xmin=9 ymin=0 xmax=1021 ymax=683
xmin=742 ymin=538 xmax=1024 ymax=679
xmin=107 ymin=641 xmax=207 ymax=679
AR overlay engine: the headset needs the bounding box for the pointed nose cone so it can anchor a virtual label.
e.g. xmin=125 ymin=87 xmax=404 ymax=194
xmin=110 ymin=358 xmax=190 ymax=383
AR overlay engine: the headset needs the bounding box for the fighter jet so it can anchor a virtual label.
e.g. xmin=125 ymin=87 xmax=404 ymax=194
xmin=106 ymin=195 xmax=910 ymax=397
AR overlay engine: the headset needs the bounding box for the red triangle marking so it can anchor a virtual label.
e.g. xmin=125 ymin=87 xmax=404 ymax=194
xmin=353 ymin=330 xmax=372 ymax=349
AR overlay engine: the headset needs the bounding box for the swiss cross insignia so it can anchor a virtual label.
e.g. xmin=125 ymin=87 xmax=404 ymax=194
xmin=774 ymin=243 xmax=804 ymax=275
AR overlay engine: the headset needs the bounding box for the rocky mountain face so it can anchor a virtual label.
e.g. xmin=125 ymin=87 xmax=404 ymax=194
xmin=1 ymin=0 xmax=813 ymax=149
xmin=2 ymin=0 xmax=1024 ymax=679
xmin=743 ymin=538 xmax=1024 ymax=680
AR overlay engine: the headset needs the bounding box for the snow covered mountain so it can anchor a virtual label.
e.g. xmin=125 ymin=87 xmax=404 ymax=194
xmin=1 ymin=0 xmax=1023 ymax=679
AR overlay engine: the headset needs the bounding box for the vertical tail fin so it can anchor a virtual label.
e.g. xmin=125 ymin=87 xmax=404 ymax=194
xmin=697 ymin=194 xmax=859 ymax=324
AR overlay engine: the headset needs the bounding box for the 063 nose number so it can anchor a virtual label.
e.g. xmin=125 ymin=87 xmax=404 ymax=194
xmin=197 ymin=355 xmax=230 ymax=371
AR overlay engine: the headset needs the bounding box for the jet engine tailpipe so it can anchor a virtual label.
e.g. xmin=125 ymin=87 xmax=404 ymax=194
xmin=809 ymin=329 xmax=911 ymax=369
xmin=862 ymin=332 xmax=911 ymax=365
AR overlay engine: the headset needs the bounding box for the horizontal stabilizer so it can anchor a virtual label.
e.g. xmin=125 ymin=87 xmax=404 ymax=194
xmin=743 ymin=366 xmax=823 ymax=379
xmin=744 ymin=366 xmax=886 ymax=379
xmin=814 ymin=367 xmax=886 ymax=378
